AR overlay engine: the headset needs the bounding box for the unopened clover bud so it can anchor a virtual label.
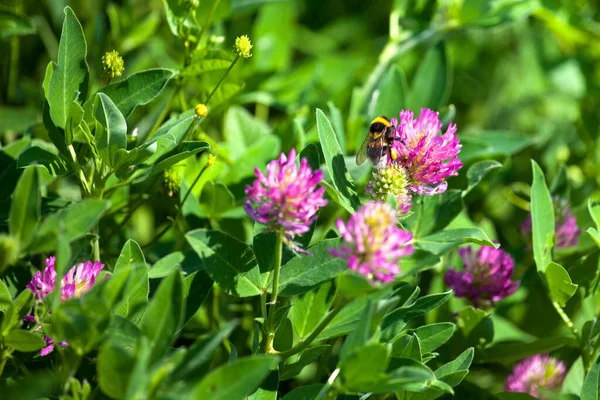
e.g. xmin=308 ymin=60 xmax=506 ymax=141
xmin=102 ymin=50 xmax=125 ymax=78
xmin=235 ymin=35 xmax=253 ymax=58
xmin=163 ymin=168 xmax=181 ymax=198
xmin=195 ymin=103 xmax=208 ymax=118
xmin=206 ymin=154 xmax=217 ymax=168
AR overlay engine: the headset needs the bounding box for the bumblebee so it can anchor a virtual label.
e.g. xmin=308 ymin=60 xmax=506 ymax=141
xmin=356 ymin=116 xmax=399 ymax=167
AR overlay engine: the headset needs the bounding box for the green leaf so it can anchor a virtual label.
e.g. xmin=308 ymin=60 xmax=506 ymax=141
xmin=141 ymin=141 xmax=210 ymax=181
xmin=186 ymin=229 xmax=262 ymax=297
xmin=404 ymin=191 xmax=464 ymax=238
xmin=191 ymin=356 xmax=278 ymax=400
xmin=367 ymin=65 xmax=407 ymax=121
xmin=149 ymin=252 xmax=184 ymax=279
xmin=407 ymin=43 xmax=451 ymax=110
xmin=546 ymin=262 xmax=578 ymax=307
xmin=280 ymin=346 xmax=331 ymax=380
xmin=170 ymin=321 xmax=237 ymax=382
xmin=582 ymin=354 xmax=600 ymax=400
xmin=94 ymin=93 xmax=127 ymax=167
xmin=0 ymin=9 xmax=35 ymax=39
xmin=340 ymin=344 xmax=390 ymax=391
xmin=337 ymin=272 xmax=379 ymax=299
xmin=288 ymin=281 xmax=334 ymax=339
xmin=359 ymin=358 xmax=434 ymax=393
xmin=47 ymin=6 xmax=88 ymax=129
xmin=9 ymin=166 xmax=40 ymax=247
xmin=340 ymin=301 xmax=374 ymax=361
xmin=457 ymin=306 xmax=490 ymax=338
xmin=181 ymin=59 xmax=232 ymax=77
xmin=27 ymin=199 xmax=110 ymax=252
xmin=141 ymin=269 xmax=184 ymax=362
xmin=98 ymin=339 xmax=136 ymax=399
xmin=459 ymin=131 xmax=531 ymax=163
xmin=17 ymin=145 xmax=67 ymax=175
xmin=483 ymin=336 xmax=578 ymax=363
xmin=464 ymin=160 xmax=502 ymax=196
xmin=199 ymin=182 xmax=235 ymax=219
xmin=316 ymin=108 xmax=359 ymax=213
xmin=382 ymin=291 xmax=452 ymax=341
xmin=280 ymin=384 xmax=324 ymax=400
xmin=113 ymin=240 xmax=149 ymax=320
xmin=97 ymin=69 xmax=175 ymax=119
xmin=436 ymin=347 xmax=474 ymax=377
xmin=531 ymin=160 xmax=555 ymax=273
xmin=275 ymin=238 xmax=347 ymax=296
xmin=413 ymin=323 xmax=456 ymax=353
xmin=4 ymin=330 xmax=45 ymax=352
xmin=416 ymin=228 xmax=497 ymax=255
xmin=391 ymin=334 xmax=422 ymax=361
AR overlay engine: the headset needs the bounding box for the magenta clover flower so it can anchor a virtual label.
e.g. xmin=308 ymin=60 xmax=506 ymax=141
xmin=27 ymin=256 xmax=105 ymax=302
xmin=366 ymin=108 xmax=462 ymax=213
xmin=329 ymin=201 xmax=414 ymax=284
xmin=244 ymin=149 xmax=327 ymax=253
xmin=444 ymin=246 xmax=519 ymax=307
xmin=26 ymin=256 xmax=104 ymax=356
xmin=521 ymin=197 xmax=580 ymax=249
xmin=505 ymin=354 xmax=566 ymax=399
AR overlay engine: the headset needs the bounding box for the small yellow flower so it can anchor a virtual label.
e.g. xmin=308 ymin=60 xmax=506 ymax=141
xmin=102 ymin=50 xmax=125 ymax=78
xmin=195 ymin=103 xmax=208 ymax=118
xmin=235 ymin=35 xmax=253 ymax=58
xmin=206 ymin=154 xmax=217 ymax=168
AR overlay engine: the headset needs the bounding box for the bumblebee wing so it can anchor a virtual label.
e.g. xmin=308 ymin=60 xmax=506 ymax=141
xmin=356 ymin=134 xmax=370 ymax=165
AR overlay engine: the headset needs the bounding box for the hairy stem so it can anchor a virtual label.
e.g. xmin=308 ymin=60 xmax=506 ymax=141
xmin=264 ymin=230 xmax=283 ymax=353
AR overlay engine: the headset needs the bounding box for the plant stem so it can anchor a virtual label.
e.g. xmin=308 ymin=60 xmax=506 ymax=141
xmin=264 ymin=230 xmax=283 ymax=353
xmin=195 ymin=0 xmax=222 ymax=47
xmin=278 ymin=303 xmax=344 ymax=359
xmin=204 ymin=55 xmax=240 ymax=106
xmin=315 ymin=367 xmax=340 ymax=400
xmin=551 ymin=300 xmax=579 ymax=339
xmin=260 ymin=291 xmax=268 ymax=321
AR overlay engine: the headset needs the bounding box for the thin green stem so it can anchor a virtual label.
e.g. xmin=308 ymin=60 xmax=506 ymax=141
xmin=264 ymin=230 xmax=283 ymax=353
xmin=260 ymin=292 xmax=268 ymax=321
xmin=145 ymin=91 xmax=174 ymax=142
xmin=552 ymin=300 xmax=579 ymax=339
xmin=204 ymin=55 xmax=240 ymax=106
xmin=315 ymin=367 xmax=340 ymax=400
xmin=196 ymin=0 xmax=222 ymax=47
xmin=278 ymin=303 xmax=344 ymax=359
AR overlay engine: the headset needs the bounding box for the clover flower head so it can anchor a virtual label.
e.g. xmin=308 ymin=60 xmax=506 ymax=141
xmin=330 ymin=201 xmax=413 ymax=284
xmin=505 ymin=354 xmax=566 ymax=399
xmin=389 ymin=108 xmax=462 ymax=195
xmin=27 ymin=256 xmax=105 ymax=302
xmin=366 ymin=163 xmax=412 ymax=214
xmin=244 ymin=149 xmax=327 ymax=253
xmin=521 ymin=197 xmax=580 ymax=249
xmin=235 ymin=35 xmax=253 ymax=58
xmin=444 ymin=246 xmax=518 ymax=307
xmin=102 ymin=50 xmax=124 ymax=78
xmin=195 ymin=103 xmax=208 ymax=118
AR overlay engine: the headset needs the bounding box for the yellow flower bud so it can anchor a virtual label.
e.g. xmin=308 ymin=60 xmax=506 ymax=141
xmin=234 ymin=35 xmax=253 ymax=58
xmin=206 ymin=154 xmax=217 ymax=168
xmin=102 ymin=50 xmax=125 ymax=78
xmin=195 ymin=103 xmax=208 ymax=118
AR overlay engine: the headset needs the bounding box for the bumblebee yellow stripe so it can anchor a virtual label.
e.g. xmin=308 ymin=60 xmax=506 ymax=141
xmin=371 ymin=116 xmax=391 ymax=127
